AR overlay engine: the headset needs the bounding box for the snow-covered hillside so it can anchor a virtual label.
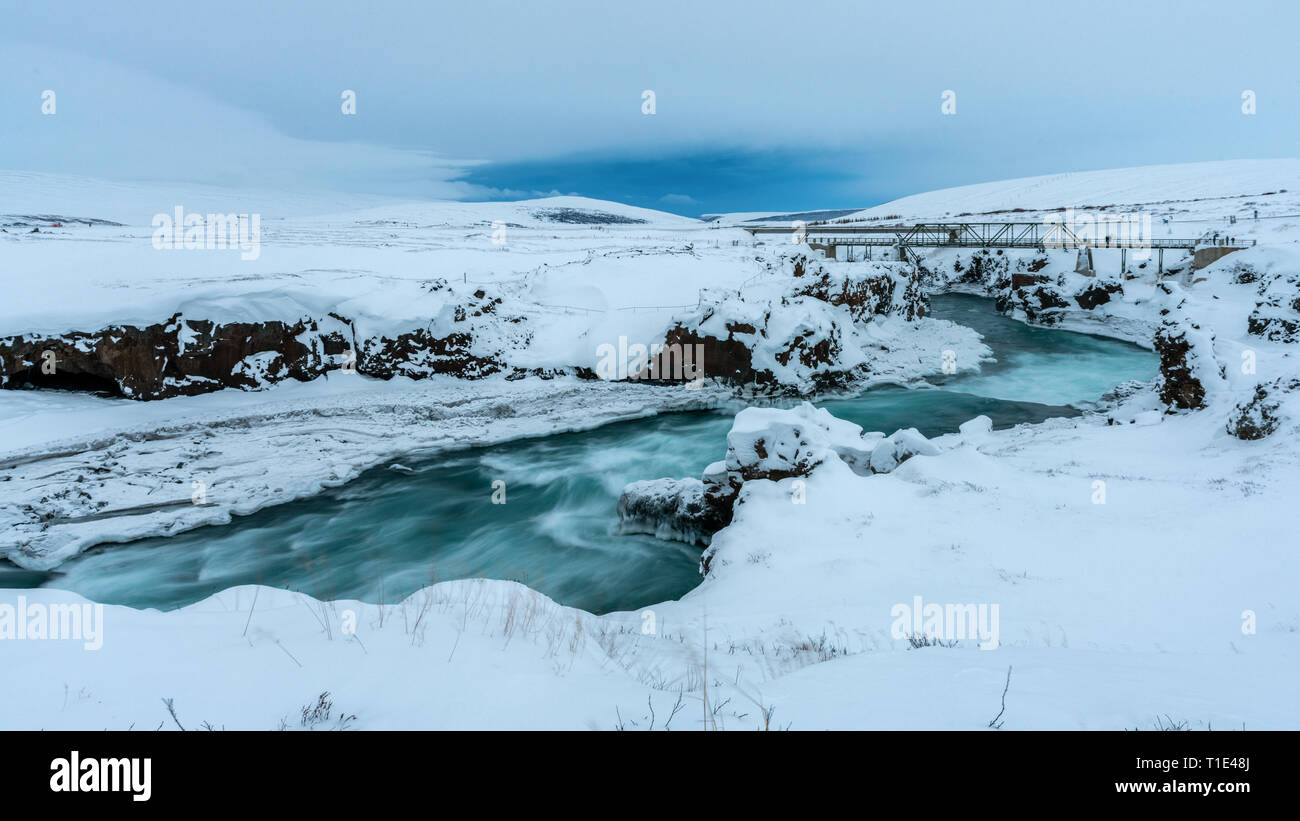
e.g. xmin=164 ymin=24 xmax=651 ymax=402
xmin=717 ymin=158 xmax=1300 ymax=227
xmin=841 ymin=159 xmax=1300 ymax=222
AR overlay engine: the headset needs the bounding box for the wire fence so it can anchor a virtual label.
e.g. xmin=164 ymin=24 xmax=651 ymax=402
xmin=534 ymin=300 xmax=699 ymax=315
xmin=458 ymin=244 xmax=780 ymax=316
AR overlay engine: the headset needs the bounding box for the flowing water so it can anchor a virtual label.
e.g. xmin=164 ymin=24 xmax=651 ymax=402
xmin=3 ymin=295 xmax=1157 ymax=613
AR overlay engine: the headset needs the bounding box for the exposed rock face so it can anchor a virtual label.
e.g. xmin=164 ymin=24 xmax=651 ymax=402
xmin=1025 ymin=285 xmax=1071 ymax=317
xmin=1246 ymin=272 xmax=1300 ymax=343
xmin=1224 ymin=259 xmax=1261 ymax=285
xmin=359 ymin=329 xmax=501 ymax=380
xmin=950 ymin=250 xmax=1128 ymax=326
xmin=1009 ymin=273 xmax=1050 ymax=291
xmin=1074 ymin=280 xmax=1123 ymax=310
xmin=0 ymin=316 xmax=322 ymax=399
xmin=790 ymin=256 xmax=925 ymax=321
xmin=661 ymin=321 xmax=760 ymax=387
xmin=1001 ymin=272 xmax=1071 ymax=323
xmin=1153 ymin=318 xmax=1208 ymax=410
xmin=617 ymin=476 xmax=733 ymax=547
xmin=659 ymin=253 xmax=925 ymax=395
xmin=1246 ymin=311 xmax=1300 ymax=342
xmin=954 ymin=249 xmax=1012 ymax=290
xmin=1226 ymin=378 xmax=1299 ymax=440
xmin=0 ymin=290 xmax=516 ymax=400
xmin=617 ymin=478 xmax=711 ymax=546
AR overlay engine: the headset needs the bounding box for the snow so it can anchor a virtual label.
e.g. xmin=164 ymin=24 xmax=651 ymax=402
xmin=868 ymin=427 xmax=939 ymax=473
xmin=616 ymin=477 xmax=709 ymax=545
xmin=4 ymin=160 xmax=1300 ymax=729
xmin=726 ymin=402 xmax=880 ymax=478
xmin=0 ymin=170 xmax=712 ymax=344
xmin=710 ymin=159 xmax=1300 ymax=226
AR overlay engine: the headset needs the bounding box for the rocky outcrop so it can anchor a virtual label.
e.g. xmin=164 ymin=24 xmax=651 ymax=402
xmin=1000 ymin=272 xmax=1072 ymax=323
xmin=661 ymin=302 xmax=849 ymax=395
xmin=1153 ymin=318 xmax=1210 ymax=410
xmin=947 ymin=249 xmax=1128 ymax=326
xmin=0 ymin=289 xmax=517 ymax=400
xmin=358 ymin=329 xmax=501 ymax=380
xmin=1074 ymin=280 xmax=1123 ymax=310
xmin=1226 ymin=378 xmax=1299 ymax=440
xmin=618 ymin=403 xmax=962 ymax=556
xmin=790 ymin=254 xmax=926 ymax=321
xmin=953 ymin=249 xmax=1013 ymax=290
xmin=1246 ymin=272 xmax=1300 ymax=343
xmin=617 ymin=476 xmax=732 ymax=547
xmin=618 ymin=403 xmax=880 ymax=549
xmin=724 ymin=402 xmax=881 ymax=481
xmin=0 ymin=316 xmax=322 ymax=399
xmin=658 ymin=253 xmax=926 ymax=395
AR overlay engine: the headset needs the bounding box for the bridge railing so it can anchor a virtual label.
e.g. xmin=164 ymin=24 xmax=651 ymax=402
xmin=757 ymin=223 xmax=1253 ymax=252
xmin=804 ymin=236 xmax=1248 ymax=250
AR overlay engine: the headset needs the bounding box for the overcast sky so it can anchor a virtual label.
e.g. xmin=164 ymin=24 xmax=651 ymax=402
xmin=4 ymin=0 xmax=1297 ymax=215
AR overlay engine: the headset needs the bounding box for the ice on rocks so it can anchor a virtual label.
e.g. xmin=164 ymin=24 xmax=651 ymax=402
xmin=869 ymin=427 xmax=940 ymax=473
xmin=727 ymin=402 xmax=882 ymax=480
xmin=958 ymin=414 xmax=993 ymax=440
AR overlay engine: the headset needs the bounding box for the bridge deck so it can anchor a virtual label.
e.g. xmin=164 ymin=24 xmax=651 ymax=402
xmin=745 ymin=222 xmax=1252 ymax=251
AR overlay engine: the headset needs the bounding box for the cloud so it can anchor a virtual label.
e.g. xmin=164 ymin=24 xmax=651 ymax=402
xmin=0 ymin=39 xmax=475 ymax=198
xmin=658 ymin=193 xmax=697 ymax=207
xmin=5 ymin=1 xmax=1299 ymax=210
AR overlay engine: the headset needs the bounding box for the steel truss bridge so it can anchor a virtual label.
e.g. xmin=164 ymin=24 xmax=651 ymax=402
xmin=745 ymin=222 xmax=1253 ymax=273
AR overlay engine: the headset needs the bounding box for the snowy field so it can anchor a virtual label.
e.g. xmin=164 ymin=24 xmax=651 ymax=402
xmin=2 ymin=160 xmax=1298 ymax=730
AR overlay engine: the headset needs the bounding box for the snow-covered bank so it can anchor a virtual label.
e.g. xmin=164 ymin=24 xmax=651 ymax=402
xmin=5 ymin=560 xmax=1296 ymax=731
xmin=0 ymin=182 xmax=727 ymax=398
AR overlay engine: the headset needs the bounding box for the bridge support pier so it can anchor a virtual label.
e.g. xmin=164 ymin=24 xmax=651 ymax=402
xmin=1075 ymin=247 xmax=1095 ymax=277
xmin=1193 ymin=245 xmax=1245 ymax=270
xmin=806 ymin=242 xmax=837 ymax=260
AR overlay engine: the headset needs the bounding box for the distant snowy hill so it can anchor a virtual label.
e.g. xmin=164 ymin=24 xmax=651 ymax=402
xmin=709 ymin=159 xmax=1300 ymax=225
xmin=0 ymin=170 xmax=699 ymax=228
xmin=844 ymin=159 xmax=1300 ymax=221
